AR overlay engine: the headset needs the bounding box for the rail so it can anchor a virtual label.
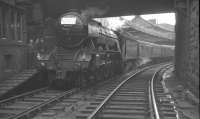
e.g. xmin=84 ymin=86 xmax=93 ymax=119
xmin=87 ymin=63 xmax=172 ymax=119
xmin=0 ymin=87 xmax=48 ymax=105
xmin=87 ymin=65 xmax=153 ymax=119
xmin=0 ymin=87 xmax=78 ymax=119
xmin=149 ymin=63 xmax=172 ymax=119
xmin=10 ymin=88 xmax=78 ymax=119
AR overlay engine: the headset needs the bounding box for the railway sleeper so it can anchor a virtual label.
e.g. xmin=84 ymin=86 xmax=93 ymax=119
xmin=98 ymin=113 xmax=147 ymax=119
xmin=105 ymin=105 xmax=147 ymax=110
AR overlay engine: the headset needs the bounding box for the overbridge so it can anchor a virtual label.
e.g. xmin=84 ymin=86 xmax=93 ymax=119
xmin=41 ymin=0 xmax=174 ymax=17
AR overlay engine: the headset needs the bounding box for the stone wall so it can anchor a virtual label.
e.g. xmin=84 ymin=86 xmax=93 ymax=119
xmin=175 ymin=0 xmax=199 ymax=97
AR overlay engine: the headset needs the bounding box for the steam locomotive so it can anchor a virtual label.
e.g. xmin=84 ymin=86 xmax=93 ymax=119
xmin=36 ymin=11 xmax=124 ymax=89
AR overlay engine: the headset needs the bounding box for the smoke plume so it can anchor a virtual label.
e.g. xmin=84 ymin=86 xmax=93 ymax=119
xmin=81 ymin=6 xmax=109 ymax=21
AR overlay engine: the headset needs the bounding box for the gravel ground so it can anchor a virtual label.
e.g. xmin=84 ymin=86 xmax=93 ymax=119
xmin=161 ymin=67 xmax=199 ymax=119
xmin=33 ymin=59 xmax=167 ymax=119
xmin=33 ymin=75 xmax=123 ymax=119
xmin=33 ymin=89 xmax=100 ymax=119
xmin=33 ymin=65 xmax=143 ymax=119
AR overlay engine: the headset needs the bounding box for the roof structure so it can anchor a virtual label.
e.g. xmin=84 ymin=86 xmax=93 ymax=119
xmin=120 ymin=16 xmax=175 ymax=46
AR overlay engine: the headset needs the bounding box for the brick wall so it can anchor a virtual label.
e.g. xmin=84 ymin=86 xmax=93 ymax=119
xmin=175 ymin=0 xmax=199 ymax=97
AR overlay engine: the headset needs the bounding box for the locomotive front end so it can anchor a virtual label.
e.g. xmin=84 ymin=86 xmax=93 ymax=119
xmin=45 ymin=10 xmax=124 ymax=89
xmin=60 ymin=12 xmax=84 ymax=26
xmin=57 ymin=11 xmax=88 ymax=49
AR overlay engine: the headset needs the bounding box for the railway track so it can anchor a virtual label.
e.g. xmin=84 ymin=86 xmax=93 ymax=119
xmin=31 ymin=64 xmax=176 ymax=119
xmin=0 ymin=87 xmax=78 ymax=119
xmin=0 ymin=69 xmax=133 ymax=119
xmin=32 ymin=77 xmax=124 ymax=119
xmin=0 ymin=72 xmax=127 ymax=119
xmin=85 ymin=64 xmax=178 ymax=119
xmin=31 ymin=66 xmax=153 ymax=119
xmin=0 ymin=63 xmax=177 ymax=119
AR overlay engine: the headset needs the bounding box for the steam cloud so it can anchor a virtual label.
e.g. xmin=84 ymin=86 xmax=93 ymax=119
xmin=81 ymin=6 xmax=109 ymax=21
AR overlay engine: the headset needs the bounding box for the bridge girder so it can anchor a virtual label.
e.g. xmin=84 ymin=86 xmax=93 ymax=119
xmin=41 ymin=0 xmax=175 ymax=18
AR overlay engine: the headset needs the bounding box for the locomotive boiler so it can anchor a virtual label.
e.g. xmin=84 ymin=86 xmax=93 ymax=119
xmin=37 ymin=11 xmax=124 ymax=89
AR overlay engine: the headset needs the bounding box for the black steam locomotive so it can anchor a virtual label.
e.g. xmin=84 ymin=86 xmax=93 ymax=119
xmin=36 ymin=11 xmax=124 ymax=89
